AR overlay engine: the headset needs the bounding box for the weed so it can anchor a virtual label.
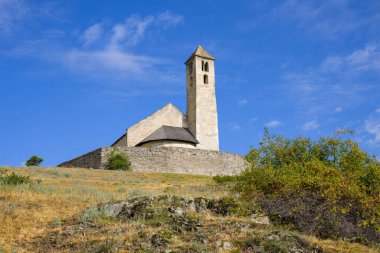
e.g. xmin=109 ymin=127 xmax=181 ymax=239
xmin=2 ymin=201 xmax=17 ymax=216
xmin=79 ymin=206 xmax=107 ymax=222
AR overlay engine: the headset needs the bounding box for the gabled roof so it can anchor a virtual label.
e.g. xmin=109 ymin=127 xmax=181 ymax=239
xmin=111 ymin=133 xmax=126 ymax=146
xmin=185 ymin=45 xmax=215 ymax=63
xmin=136 ymin=125 xmax=199 ymax=146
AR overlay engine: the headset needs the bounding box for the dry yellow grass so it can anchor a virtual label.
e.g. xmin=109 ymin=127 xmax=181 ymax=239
xmin=0 ymin=166 xmax=378 ymax=252
xmin=0 ymin=166 xmax=225 ymax=252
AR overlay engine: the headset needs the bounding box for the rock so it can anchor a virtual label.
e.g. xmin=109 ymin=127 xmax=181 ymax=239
xmin=222 ymin=241 xmax=232 ymax=250
xmin=117 ymin=196 xmax=154 ymax=220
xmin=267 ymin=231 xmax=281 ymax=241
xmin=170 ymin=214 xmax=202 ymax=233
xmin=168 ymin=206 xmax=184 ymax=215
xmin=251 ymin=215 xmax=270 ymax=225
xmin=150 ymin=233 xmax=169 ymax=248
xmin=101 ymin=202 xmax=124 ymax=217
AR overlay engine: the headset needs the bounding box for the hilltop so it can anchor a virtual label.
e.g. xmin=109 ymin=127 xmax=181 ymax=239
xmin=0 ymin=167 xmax=378 ymax=252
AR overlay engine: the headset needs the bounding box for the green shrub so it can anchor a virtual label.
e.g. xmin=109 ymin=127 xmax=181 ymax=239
xmin=25 ymin=155 xmax=43 ymax=166
xmin=105 ymin=149 xmax=131 ymax=171
xmin=0 ymin=171 xmax=32 ymax=185
xmin=233 ymin=129 xmax=380 ymax=244
xmin=213 ymin=175 xmax=236 ymax=184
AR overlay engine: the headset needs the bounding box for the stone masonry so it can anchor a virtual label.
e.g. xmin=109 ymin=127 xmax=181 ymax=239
xmin=58 ymin=147 xmax=246 ymax=176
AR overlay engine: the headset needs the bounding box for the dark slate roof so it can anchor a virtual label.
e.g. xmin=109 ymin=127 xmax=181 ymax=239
xmin=136 ymin=125 xmax=199 ymax=146
xmin=185 ymin=45 xmax=215 ymax=63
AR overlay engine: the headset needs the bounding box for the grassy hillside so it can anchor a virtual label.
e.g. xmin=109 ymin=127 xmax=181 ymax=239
xmin=0 ymin=166 xmax=378 ymax=252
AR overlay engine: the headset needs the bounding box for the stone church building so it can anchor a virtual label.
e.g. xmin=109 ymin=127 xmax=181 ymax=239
xmin=112 ymin=46 xmax=219 ymax=151
xmin=59 ymin=46 xmax=245 ymax=176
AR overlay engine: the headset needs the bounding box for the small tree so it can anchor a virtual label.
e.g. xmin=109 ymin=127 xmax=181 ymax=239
xmin=25 ymin=156 xmax=43 ymax=166
xmin=106 ymin=149 xmax=131 ymax=171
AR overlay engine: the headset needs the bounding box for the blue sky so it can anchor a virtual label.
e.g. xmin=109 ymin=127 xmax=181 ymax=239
xmin=1 ymin=0 xmax=380 ymax=166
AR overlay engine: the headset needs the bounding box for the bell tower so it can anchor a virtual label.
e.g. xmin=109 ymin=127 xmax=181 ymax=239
xmin=185 ymin=45 xmax=219 ymax=151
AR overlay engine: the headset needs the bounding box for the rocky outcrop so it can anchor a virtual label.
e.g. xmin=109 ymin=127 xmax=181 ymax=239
xmin=34 ymin=195 xmax=324 ymax=252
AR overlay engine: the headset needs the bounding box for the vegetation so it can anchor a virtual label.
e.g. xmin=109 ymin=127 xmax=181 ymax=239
xmin=105 ymin=149 xmax=132 ymax=171
xmin=0 ymin=170 xmax=32 ymax=185
xmin=0 ymin=167 xmax=377 ymax=252
xmin=25 ymin=155 xmax=43 ymax=166
xmin=222 ymin=129 xmax=380 ymax=244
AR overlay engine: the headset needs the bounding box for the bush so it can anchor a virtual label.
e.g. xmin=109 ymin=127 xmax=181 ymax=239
xmin=213 ymin=175 xmax=236 ymax=184
xmin=105 ymin=149 xmax=131 ymax=171
xmin=0 ymin=170 xmax=32 ymax=185
xmin=232 ymin=129 xmax=380 ymax=244
xmin=25 ymin=155 xmax=43 ymax=166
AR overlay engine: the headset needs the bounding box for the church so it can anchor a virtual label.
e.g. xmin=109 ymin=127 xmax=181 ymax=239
xmin=59 ymin=46 xmax=245 ymax=176
xmin=111 ymin=45 xmax=219 ymax=151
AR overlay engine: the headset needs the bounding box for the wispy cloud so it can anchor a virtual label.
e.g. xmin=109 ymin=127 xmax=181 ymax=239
xmin=83 ymin=23 xmax=103 ymax=46
xmin=321 ymin=44 xmax=380 ymax=74
xmin=228 ymin=122 xmax=241 ymax=131
xmin=265 ymin=120 xmax=282 ymax=128
xmin=301 ymin=120 xmax=319 ymax=131
xmin=282 ymin=44 xmax=380 ymax=115
xmin=0 ymin=0 xmax=28 ymax=33
xmin=6 ymin=11 xmax=184 ymax=90
xmin=376 ymin=108 xmax=380 ymax=113
xmin=238 ymin=99 xmax=248 ymax=106
xmin=241 ymin=0 xmax=380 ymax=40
xmin=364 ymin=116 xmax=380 ymax=147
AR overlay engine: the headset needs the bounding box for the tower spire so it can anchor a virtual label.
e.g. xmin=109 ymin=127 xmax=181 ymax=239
xmin=185 ymin=45 xmax=215 ymax=64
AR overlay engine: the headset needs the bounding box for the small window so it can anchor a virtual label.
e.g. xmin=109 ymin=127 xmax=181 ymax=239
xmin=203 ymin=74 xmax=208 ymax=84
xmin=201 ymin=61 xmax=204 ymax=71
xmin=205 ymin=62 xmax=209 ymax=72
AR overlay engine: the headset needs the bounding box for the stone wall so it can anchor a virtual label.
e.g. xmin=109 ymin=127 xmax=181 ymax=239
xmin=58 ymin=147 xmax=246 ymax=176
xmin=58 ymin=148 xmax=102 ymax=169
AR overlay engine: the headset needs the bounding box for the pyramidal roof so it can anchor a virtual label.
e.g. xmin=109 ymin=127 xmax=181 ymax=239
xmin=185 ymin=45 xmax=215 ymax=63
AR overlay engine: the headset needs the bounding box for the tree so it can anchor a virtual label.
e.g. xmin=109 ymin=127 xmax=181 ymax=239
xmin=106 ymin=149 xmax=131 ymax=171
xmin=25 ymin=156 xmax=43 ymax=166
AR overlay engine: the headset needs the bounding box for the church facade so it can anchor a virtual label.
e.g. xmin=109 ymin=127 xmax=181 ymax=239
xmin=112 ymin=46 xmax=219 ymax=151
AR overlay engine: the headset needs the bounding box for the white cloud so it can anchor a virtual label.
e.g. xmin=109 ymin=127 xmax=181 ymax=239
xmin=364 ymin=116 xmax=380 ymax=146
xmin=156 ymin=11 xmax=184 ymax=28
xmin=228 ymin=122 xmax=241 ymax=131
xmin=64 ymin=49 xmax=160 ymax=79
xmin=60 ymin=12 xmax=184 ymax=84
xmin=238 ymin=99 xmax=248 ymax=106
xmin=376 ymin=108 xmax=380 ymax=113
xmin=265 ymin=120 xmax=282 ymax=128
xmin=321 ymin=44 xmax=380 ymax=74
xmin=334 ymin=107 xmax=343 ymax=113
xmin=83 ymin=23 xmax=103 ymax=46
xmin=301 ymin=120 xmax=319 ymax=131
xmin=109 ymin=15 xmax=154 ymax=48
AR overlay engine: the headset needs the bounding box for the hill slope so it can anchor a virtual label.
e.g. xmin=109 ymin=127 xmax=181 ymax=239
xmin=0 ymin=167 xmax=378 ymax=252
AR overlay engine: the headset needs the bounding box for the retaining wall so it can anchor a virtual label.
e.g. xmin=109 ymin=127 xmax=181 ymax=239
xmin=58 ymin=147 xmax=246 ymax=176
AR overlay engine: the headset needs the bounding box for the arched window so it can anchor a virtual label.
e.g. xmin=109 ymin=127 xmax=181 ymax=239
xmin=205 ymin=62 xmax=209 ymax=72
xmin=204 ymin=74 xmax=208 ymax=84
xmin=202 ymin=61 xmax=205 ymax=71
